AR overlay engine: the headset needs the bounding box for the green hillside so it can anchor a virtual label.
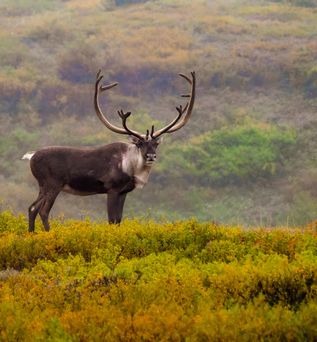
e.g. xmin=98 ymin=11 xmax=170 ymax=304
xmin=0 ymin=0 xmax=317 ymax=225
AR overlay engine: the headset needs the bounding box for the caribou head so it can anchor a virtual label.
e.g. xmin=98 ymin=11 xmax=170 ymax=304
xmin=23 ymin=70 xmax=196 ymax=231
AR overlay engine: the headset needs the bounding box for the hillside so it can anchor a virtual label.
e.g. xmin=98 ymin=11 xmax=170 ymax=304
xmin=0 ymin=0 xmax=317 ymax=225
xmin=0 ymin=212 xmax=316 ymax=340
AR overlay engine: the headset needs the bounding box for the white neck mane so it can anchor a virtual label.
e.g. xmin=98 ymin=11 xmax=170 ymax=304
xmin=121 ymin=144 xmax=153 ymax=189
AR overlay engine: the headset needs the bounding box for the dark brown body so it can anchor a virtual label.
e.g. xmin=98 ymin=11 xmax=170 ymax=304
xmin=27 ymin=143 xmax=139 ymax=231
xmin=31 ymin=144 xmax=135 ymax=194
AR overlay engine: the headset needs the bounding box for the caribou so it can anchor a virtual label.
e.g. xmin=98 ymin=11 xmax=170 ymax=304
xmin=23 ymin=70 xmax=196 ymax=231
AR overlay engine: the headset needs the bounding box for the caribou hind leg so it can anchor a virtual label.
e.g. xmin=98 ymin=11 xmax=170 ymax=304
xmin=28 ymin=183 xmax=61 ymax=232
xmin=38 ymin=189 xmax=61 ymax=231
xmin=107 ymin=192 xmax=127 ymax=224
xmin=28 ymin=189 xmax=44 ymax=232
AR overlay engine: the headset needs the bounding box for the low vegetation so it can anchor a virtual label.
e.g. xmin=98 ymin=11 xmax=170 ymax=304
xmin=0 ymin=0 xmax=317 ymax=225
xmin=0 ymin=212 xmax=316 ymax=340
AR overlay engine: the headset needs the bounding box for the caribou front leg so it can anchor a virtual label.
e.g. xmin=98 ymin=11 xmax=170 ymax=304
xmin=107 ymin=192 xmax=127 ymax=224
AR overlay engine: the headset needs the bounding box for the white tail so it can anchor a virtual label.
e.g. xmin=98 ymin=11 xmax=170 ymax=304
xmin=22 ymin=152 xmax=35 ymax=160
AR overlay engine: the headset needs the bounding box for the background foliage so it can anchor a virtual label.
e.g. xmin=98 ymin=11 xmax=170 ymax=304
xmin=0 ymin=0 xmax=316 ymax=225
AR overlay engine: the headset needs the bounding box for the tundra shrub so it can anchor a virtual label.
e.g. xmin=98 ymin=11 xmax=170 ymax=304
xmin=0 ymin=212 xmax=316 ymax=341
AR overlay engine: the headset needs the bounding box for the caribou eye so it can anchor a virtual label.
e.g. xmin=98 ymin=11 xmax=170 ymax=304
xmin=129 ymin=136 xmax=143 ymax=146
xmin=135 ymin=140 xmax=144 ymax=148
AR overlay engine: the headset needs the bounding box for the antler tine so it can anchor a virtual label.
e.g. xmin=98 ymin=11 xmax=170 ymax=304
xmin=176 ymin=103 xmax=189 ymax=114
xmin=179 ymin=73 xmax=192 ymax=84
xmin=117 ymin=110 xmax=144 ymax=140
xmin=94 ymin=70 xmax=145 ymax=138
xmin=165 ymin=71 xmax=195 ymax=134
xmin=151 ymin=107 xmax=183 ymax=139
xmin=151 ymin=71 xmax=196 ymax=138
xmin=150 ymin=125 xmax=155 ymax=139
xmin=96 ymin=69 xmax=102 ymax=79
xmin=117 ymin=109 xmax=131 ymax=120
xmin=96 ymin=69 xmax=119 ymax=92
xmin=100 ymin=82 xmax=118 ymax=92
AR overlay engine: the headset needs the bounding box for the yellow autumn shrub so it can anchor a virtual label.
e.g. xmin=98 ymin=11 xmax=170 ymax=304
xmin=0 ymin=211 xmax=316 ymax=341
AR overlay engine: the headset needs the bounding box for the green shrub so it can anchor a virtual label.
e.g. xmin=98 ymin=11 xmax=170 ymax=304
xmin=159 ymin=124 xmax=297 ymax=186
xmin=115 ymin=0 xmax=151 ymax=6
xmin=268 ymin=0 xmax=317 ymax=7
xmin=288 ymin=0 xmax=317 ymax=7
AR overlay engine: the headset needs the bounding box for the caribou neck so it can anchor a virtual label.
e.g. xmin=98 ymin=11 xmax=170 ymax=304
xmin=122 ymin=144 xmax=153 ymax=189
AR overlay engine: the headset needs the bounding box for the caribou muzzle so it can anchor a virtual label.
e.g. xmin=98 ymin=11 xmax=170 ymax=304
xmin=146 ymin=153 xmax=157 ymax=164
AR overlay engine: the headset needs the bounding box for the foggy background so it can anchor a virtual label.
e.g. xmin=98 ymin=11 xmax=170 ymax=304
xmin=0 ymin=0 xmax=316 ymax=226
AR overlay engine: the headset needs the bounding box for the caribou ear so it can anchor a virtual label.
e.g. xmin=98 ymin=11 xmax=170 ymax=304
xmin=155 ymin=136 xmax=163 ymax=144
xmin=129 ymin=135 xmax=142 ymax=145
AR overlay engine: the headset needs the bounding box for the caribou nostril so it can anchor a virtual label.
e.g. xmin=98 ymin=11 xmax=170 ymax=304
xmin=146 ymin=154 xmax=156 ymax=161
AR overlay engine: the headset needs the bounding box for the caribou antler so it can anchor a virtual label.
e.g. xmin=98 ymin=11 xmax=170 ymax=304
xmin=94 ymin=70 xmax=196 ymax=141
xmin=149 ymin=104 xmax=187 ymax=139
xmin=94 ymin=70 xmax=145 ymax=138
xmin=151 ymin=71 xmax=196 ymax=139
